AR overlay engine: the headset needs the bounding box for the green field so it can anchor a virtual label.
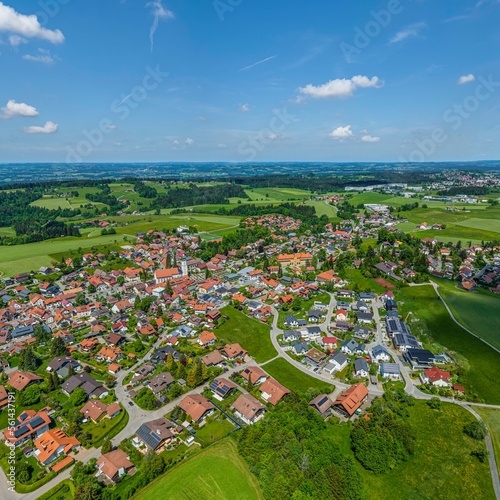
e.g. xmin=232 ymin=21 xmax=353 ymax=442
xmin=433 ymin=279 xmax=500 ymax=351
xmin=133 ymin=439 xmax=263 ymax=500
xmin=328 ymin=401 xmax=495 ymax=499
xmin=304 ymin=199 xmax=340 ymax=220
xmin=454 ymin=217 xmax=500 ymax=233
xmin=475 ymin=407 xmax=500 ymax=476
xmin=345 ymin=268 xmax=387 ymax=294
xmin=262 ymin=357 xmax=333 ymax=396
xmin=244 ymin=187 xmax=311 ymax=202
xmin=218 ymin=307 xmax=277 ymax=363
xmin=396 ymin=285 xmax=500 ymax=404
xmin=0 ymin=213 xmax=240 ymax=276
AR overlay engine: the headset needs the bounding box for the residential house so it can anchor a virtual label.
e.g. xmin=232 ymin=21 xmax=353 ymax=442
xmin=80 ymin=401 xmax=121 ymax=423
xmin=201 ymin=350 xmax=224 ymax=367
xmin=209 ymin=377 xmax=237 ymax=401
xmin=283 ymin=330 xmax=301 ymax=343
xmin=241 ymin=366 xmax=268 ymax=386
xmin=198 ymin=330 xmax=217 ymax=348
xmin=324 ymin=352 xmax=348 ymax=374
xmin=61 ymin=373 xmax=108 ymax=399
xmin=309 ymin=394 xmax=333 ymax=417
xmin=259 ymin=378 xmax=290 ymax=406
xmin=46 ymin=356 xmax=81 ymax=378
xmin=320 ymin=336 xmax=338 ymax=351
xmin=8 ymin=371 xmax=43 ymax=391
xmin=148 ymin=373 xmax=174 ymax=395
xmin=380 ymin=363 xmax=401 ymax=380
xmin=231 ymin=394 xmax=266 ymax=425
xmin=221 ymin=343 xmax=247 ymax=360
xmin=34 ymin=429 xmax=80 ymax=465
xmin=134 ymin=418 xmax=177 ymax=452
xmin=421 ymin=366 xmax=451 ymax=387
xmin=354 ymin=359 xmax=369 ymax=378
xmin=284 ymin=315 xmax=299 ymax=328
xmin=371 ymin=345 xmax=390 ymax=363
xmin=179 ymin=394 xmax=215 ymax=423
xmin=3 ymin=409 xmax=51 ymax=447
xmin=403 ymin=348 xmax=436 ymax=368
xmin=333 ymin=384 xmax=368 ymax=418
xmin=96 ymin=449 xmax=135 ymax=484
xmin=304 ymin=347 xmax=327 ymax=367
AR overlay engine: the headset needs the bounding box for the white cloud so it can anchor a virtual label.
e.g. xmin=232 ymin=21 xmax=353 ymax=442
xmin=185 ymin=138 xmax=195 ymax=145
xmin=298 ymin=76 xmax=383 ymax=99
xmin=8 ymin=34 xmax=26 ymax=46
xmin=23 ymin=121 xmax=58 ymax=134
xmin=217 ymin=143 xmax=227 ymax=148
xmin=458 ymin=73 xmax=475 ymax=85
xmin=22 ymin=48 xmax=56 ymax=64
xmin=361 ymin=135 xmax=381 ymax=143
xmin=194 ymin=115 xmax=206 ymax=121
xmin=146 ymin=0 xmax=174 ymax=18
xmin=146 ymin=1 xmax=174 ymax=53
xmin=0 ymin=2 xmax=64 ymax=44
xmin=239 ymin=103 xmax=250 ymax=112
xmin=329 ymin=125 xmax=353 ymax=140
xmin=389 ymin=22 xmax=426 ymax=44
xmin=106 ymin=124 xmax=117 ymax=130
xmin=1 ymin=99 xmax=38 ymax=118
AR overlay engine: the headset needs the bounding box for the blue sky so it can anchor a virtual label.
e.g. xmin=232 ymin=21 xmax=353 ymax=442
xmin=0 ymin=0 xmax=499 ymax=163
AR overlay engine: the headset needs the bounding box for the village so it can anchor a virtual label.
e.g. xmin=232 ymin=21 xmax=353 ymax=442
xmin=0 ymin=205 xmax=498 ymax=498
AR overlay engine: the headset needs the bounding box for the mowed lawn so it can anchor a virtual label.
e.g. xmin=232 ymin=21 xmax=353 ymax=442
xmin=396 ymin=286 xmax=500 ymax=404
xmin=218 ymin=307 xmax=277 ymax=363
xmin=475 ymin=407 xmax=500 ymax=476
xmin=356 ymin=402 xmax=495 ymax=499
xmin=434 ymin=279 xmax=500 ymax=351
xmin=263 ymin=357 xmax=333 ymax=396
xmin=132 ymin=439 xmax=263 ymax=500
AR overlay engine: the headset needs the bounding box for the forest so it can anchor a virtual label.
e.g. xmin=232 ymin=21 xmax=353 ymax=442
xmin=152 ymin=184 xmax=248 ymax=208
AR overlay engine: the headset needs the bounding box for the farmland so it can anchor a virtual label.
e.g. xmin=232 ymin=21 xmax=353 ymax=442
xmin=396 ymin=285 xmax=500 ymax=404
xmin=132 ymin=439 xmax=263 ymax=500
xmin=433 ymin=278 xmax=500 ymax=351
xmin=218 ymin=306 xmax=277 ymax=363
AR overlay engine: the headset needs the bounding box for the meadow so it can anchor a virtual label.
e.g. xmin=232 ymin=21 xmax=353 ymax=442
xmin=218 ymin=306 xmax=277 ymax=363
xmin=328 ymin=401 xmax=495 ymax=499
xmin=433 ymin=278 xmax=500 ymax=351
xmin=132 ymin=439 xmax=263 ymax=500
xmin=396 ymin=285 xmax=500 ymax=404
xmin=262 ymin=357 xmax=333 ymax=396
